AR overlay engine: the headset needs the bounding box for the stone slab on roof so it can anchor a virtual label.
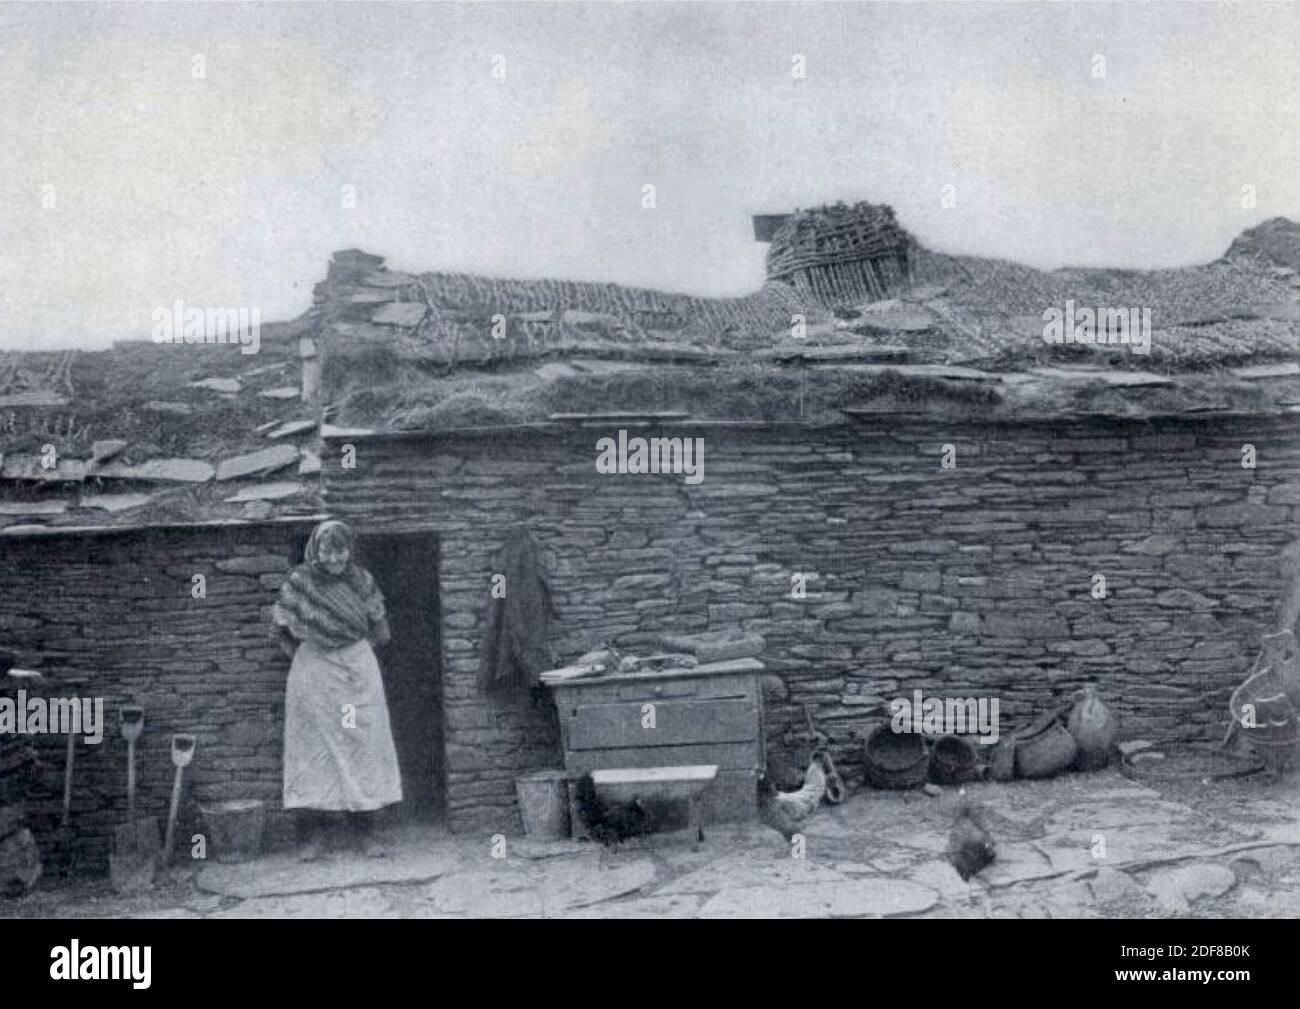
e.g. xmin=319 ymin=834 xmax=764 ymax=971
xmin=96 ymin=458 xmax=216 ymax=483
xmin=371 ymin=302 xmax=429 ymax=328
xmin=78 ymin=493 xmax=154 ymax=513
xmin=214 ymin=444 xmax=300 ymax=482
xmin=0 ymin=390 xmax=68 ymax=407
xmin=1 ymin=456 xmax=86 ymax=481
xmin=0 ymin=500 xmax=67 ymax=516
xmin=1231 ymin=362 xmax=1300 ymax=380
xmin=91 ymin=440 xmax=128 ymax=463
xmin=1028 ymin=367 xmax=1174 ymax=387
xmin=223 ymin=481 xmax=307 ymax=502
xmin=266 ymin=419 xmax=318 ymax=440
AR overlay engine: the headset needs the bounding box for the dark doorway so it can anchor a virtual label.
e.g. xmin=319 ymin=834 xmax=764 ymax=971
xmin=359 ymin=532 xmax=445 ymax=823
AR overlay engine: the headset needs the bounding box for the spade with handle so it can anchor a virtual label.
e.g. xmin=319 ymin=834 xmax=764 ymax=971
xmin=110 ymin=705 xmax=160 ymax=893
xmin=162 ymin=734 xmax=196 ymax=868
xmin=121 ymin=706 xmax=144 ymax=818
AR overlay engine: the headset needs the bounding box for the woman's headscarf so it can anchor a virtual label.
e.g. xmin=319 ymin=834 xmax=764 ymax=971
xmin=272 ymin=520 xmax=387 ymax=650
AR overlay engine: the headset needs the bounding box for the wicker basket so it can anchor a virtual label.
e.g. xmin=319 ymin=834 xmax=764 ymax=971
xmin=929 ymin=734 xmax=979 ymax=785
xmin=863 ymin=725 xmax=929 ymax=790
xmin=1015 ymin=721 xmax=1078 ymax=779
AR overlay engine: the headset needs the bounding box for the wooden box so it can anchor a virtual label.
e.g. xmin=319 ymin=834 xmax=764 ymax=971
xmin=547 ymin=658 xmax=765 ymax=827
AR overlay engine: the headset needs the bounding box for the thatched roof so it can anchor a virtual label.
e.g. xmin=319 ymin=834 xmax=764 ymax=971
xmin=317 ymin=213 xmax=1300 ymax=433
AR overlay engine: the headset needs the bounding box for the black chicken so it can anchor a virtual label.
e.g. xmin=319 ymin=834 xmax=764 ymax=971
xmin=947 ymin=797 xmax=996 ymax=881
xmin=574 ymin=773 xmax=654 ymax=847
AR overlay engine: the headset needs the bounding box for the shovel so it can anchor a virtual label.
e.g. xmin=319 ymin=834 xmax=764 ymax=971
xmin=161 ymin=734 xmax=195 ymax=868
xmin=109 ymin=705 xmax=160 ymax=893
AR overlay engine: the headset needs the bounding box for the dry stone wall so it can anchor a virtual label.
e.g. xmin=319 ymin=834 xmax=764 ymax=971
xmin=324 ymin=416 xmax=1300 ymax=832
xmin=5 ymin=414 xmax=1298 ymax=850
xmin=0 ymin=524 xmax=306 ymax=872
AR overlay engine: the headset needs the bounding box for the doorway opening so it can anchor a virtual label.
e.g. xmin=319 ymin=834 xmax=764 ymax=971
xmin=361 ymin=531 xmax=445 ymax=824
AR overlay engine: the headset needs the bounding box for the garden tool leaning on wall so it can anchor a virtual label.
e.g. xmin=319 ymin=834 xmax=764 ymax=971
xmin=162 ymin=734 xmax=196 ymax=869
xmin=109 ymin=705 xmax=161 ymax=894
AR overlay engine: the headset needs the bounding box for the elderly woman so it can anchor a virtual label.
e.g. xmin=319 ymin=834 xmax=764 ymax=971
xmin=272 ymin=520 xmax=403 ymax=860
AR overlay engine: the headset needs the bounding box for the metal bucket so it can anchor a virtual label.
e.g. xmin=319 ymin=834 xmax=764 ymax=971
xmin=515 ymin=771 xmax=571 ymax=839
xmin=200 ymin=799 xmax=266 ymax=863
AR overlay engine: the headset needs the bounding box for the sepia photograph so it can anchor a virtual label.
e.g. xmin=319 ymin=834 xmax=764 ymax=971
xmin=0 ymin=0 xmax=1297 ymax=960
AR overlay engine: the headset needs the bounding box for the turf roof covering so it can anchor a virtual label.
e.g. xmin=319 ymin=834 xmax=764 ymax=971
xmin=317 ymin=214 xmax=1300 ymax=430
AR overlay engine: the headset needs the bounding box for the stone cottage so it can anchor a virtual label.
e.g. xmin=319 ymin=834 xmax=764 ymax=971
xmin=5 ymin=208 xmax=1300 ymax=868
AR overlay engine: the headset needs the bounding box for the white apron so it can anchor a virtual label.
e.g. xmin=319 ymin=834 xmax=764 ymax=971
xmin=283 ymin=638 xmax=403 ymax=811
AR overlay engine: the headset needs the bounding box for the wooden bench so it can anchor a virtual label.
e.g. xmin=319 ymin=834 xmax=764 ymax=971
xmin=588 ymin=764 xmax=719 ymax=845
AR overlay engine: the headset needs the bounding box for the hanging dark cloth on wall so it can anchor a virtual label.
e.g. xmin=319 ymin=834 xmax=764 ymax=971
xmin=478 ymin=529 xmax=556 ymax=693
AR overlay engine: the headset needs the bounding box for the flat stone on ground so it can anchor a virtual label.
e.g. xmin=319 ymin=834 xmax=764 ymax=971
xmin=1087 ymin=866 xmax=1141 ymax=904
xmin=197 ymin=845 xmax=463 ymax=900
xmin=556 ymin=894 xmax=702 ymax=919
xmin=423 ymin=857 xmax=655 ymax=917
xmin=659 ymin=851 xmax=846 ymax=895
xmin=699 ymin=878 xmax=938 ymax=918
xmin=1145 ymin=863 xmax=1236 ymax=912
xmin=213 ymin=886 xmax=393 ymax=919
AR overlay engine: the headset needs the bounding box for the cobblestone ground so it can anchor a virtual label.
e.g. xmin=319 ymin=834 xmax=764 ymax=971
xmin=7 ymin=768 xmax=1300 ymax=919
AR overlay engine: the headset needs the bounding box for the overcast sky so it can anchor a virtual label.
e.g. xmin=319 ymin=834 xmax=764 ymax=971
xmin=2 ymin=1 xmax=1298 ymax=350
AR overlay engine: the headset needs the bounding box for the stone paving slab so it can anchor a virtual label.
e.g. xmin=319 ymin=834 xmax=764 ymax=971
xmin=658 ymin=850 xmax=847 ymax=895
xmin=1035 ymin=825 xmax=1193 ymax=873
xmin=698 ymin=878 xmax=939 ymax=918
xmin=212 ymin=886 xmax=397 ymax=919
xmin=981 ymin=841 xmax=1057 ymax=887
xmin=906 ymin=858 xmax=973 ymax=899
xmin=422 ymin=857 xmax=656 ymax=917
xmin=1042 ymin=798 xmax=1200 ymax=834
xmin=23 ymin=768 xmax=1300 ymax=919
xmin=553 ymin=894 xmax=704 ymax=919
xmin=197 ymin=844 xmax=467 ymax=899
xmin=1143 ymin=863 xmax=1237 ymax=912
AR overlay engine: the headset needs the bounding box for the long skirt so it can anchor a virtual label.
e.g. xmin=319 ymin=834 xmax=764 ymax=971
xmin=283 ymin=638 xmax=403 ymax=812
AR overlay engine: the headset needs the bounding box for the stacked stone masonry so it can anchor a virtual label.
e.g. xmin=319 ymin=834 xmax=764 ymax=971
xmin=322 ymin=415 xmax=1300 ymax=831
xmin=5 ymin=415 xmax=1299 ymax=856
xmin=0 ymin=525 xmax=307 ymax=872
